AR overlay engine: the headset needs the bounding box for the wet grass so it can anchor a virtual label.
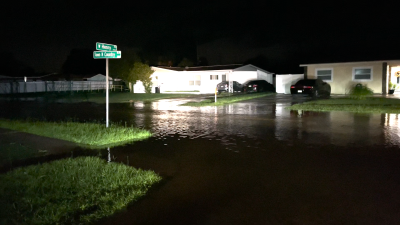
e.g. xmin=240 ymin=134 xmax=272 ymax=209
xmin=0 ymin=119 xmax=152 ymax=148
xmin=0 ymin=92 xmax=194 ymax=103
xmin=181 ymin=92 xmax=276 ymax=106
xmin=286 ymin=97 xmax=400 ymax=113
xmin=0 ymin=156 xmax=162 ymax=225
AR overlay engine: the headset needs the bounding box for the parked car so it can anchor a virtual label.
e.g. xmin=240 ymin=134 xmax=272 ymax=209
xmin=242 ymin=80 xmax=275 ymax=93
xmin=217 ymin=81 xmax=242 ymax=93
xmin=290 ymin=79 xmax=331 ymax=97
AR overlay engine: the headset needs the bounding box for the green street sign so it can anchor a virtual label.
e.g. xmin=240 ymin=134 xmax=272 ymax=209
xmin=96 ymin=42 xmax=117 ymax=51
xmin=93 ymin=51 xmax=121 ymax=59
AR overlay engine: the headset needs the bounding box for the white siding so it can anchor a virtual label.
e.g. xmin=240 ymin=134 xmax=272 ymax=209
xmin=257 ymin=70 xmax=273 ymax=84
xmin=275 ymin=74 xmax=304 ymax=94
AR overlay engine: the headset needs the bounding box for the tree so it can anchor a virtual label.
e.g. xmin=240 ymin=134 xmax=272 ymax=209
xmin=61 ymin=49 xmax=104 ymax=75
xmin=197 ymin=56 xmax=208 ymax=66
xmin=109 ymin=49 xmax=140 ymax=80
xmin=177 ymin=57 xmax=194 ymax=67
xmin=0 ymin=51 xmax=35 ymax=77
xmin=128 ymin=62 xmax=154 ymax=93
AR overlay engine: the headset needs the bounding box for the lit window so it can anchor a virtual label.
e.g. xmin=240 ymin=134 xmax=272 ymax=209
xmin=316 ymin=69 xmax=333 ymax=81
xmin=210 ymin=75 xmax=218 ymax=80
xmin=189 ymin=75 xmax=201 ymax=86
xmin=353 ymin=67 xmax=372 ymax=81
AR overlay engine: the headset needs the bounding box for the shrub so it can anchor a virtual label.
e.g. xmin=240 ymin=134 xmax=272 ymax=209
xmin=348 ymin=83 xmax=373 ymax=99
xmin=389 ymin=81 xmax=398 ymax=90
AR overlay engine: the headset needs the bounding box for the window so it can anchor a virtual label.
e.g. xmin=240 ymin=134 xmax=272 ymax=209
xmin=316 ymin=69 xmax=333 ymax=81
xmin=189 ymin=75 xmax=201 ymax=86
xmin=222 ymin=75 xmax=226 ymax=81
xmin=210 ymin=75 xmax=218 ymax=80
xmin=353 ymin=67 xmax=372 ymax=81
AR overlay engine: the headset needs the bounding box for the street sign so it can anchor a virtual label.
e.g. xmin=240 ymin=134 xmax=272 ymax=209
xmin=93 ymin=51 xmax=121 ymax=59
xmin=96 ymin=42 xmax=117 ymax=51
xmin=94 ymin=42 xmax=120 ymax=128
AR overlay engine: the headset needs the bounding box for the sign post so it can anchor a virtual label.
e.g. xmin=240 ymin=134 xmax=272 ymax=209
xmin=215 ymin=88 xmax=217 ymax=103
xmin=106 ymin=58 xmax=109 ymax=127
xmin=93 ymin=43 xmax=121 ymax=128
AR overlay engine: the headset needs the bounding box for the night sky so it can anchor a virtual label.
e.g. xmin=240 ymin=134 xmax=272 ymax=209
xmin=1 ymin=1 xmax=399 ymax=75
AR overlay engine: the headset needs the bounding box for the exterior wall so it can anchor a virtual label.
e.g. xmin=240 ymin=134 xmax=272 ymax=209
xmin=306 ymin=62 xmax=384 ymax=94
xmin=152 ymin=69 xmax=233 ymax=93
xmin=257 ymin=70 xmax=273 ymax=84
xmin=275 ymin=74 xmax=304 ymax=94
xmin=194 ymin=71 xmax=230 ymax=93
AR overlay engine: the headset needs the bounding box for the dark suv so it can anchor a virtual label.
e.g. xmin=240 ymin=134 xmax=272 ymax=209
xmin=217 ymin=81 xmax=242 ymax=93
xmin=290 ymin=79 xmax=331 ymax=97
xmin=242 ymin=80 xmax=275 ymax=93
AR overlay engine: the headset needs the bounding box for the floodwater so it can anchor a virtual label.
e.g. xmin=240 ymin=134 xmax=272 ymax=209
xmin=1 ymin=94 xmax=400 ymax=224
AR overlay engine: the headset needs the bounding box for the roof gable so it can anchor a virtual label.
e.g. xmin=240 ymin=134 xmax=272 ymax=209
xmin=155 ymin=64 xmax=243 ymax=72
xmin=233 ymin=64 xmax=273 ymax=74
xmin=153 ymin=64 xmax=273 ymax=73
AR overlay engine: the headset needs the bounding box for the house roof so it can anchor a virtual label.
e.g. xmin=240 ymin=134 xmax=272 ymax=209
xmin=233 ymin=64 xmax=273 ymax=74
xmin=156 ymin=64 xmax=243 ymax=71
xmin=300 ymin=59 xmax=400 ymax=67
xmin=155 ymin=64 xmax=273 ymax=73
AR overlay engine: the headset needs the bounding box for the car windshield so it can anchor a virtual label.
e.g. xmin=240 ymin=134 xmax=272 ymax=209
xmin=295 ymin=80 xmax=316 ymax=86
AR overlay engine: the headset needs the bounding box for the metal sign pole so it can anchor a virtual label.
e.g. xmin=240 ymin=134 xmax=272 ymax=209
xmin=215 ymin=88 xmax=217 ymax=103
xmin=106 ymin=58 xmax=109 ymax=128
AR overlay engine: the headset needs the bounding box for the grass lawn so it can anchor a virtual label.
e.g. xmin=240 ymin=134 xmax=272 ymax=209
xmin=180 ymin=92 xmax=275 ymax=106
xmin=286 ymin=97 xmax=400 ymax=113
xmin=0 ymin=92 xmax=195 ymax=103
xmin=0 ymin=156 xmax=161 ymax=225
xmin=0 ymin=119 xmax=152 ymax=148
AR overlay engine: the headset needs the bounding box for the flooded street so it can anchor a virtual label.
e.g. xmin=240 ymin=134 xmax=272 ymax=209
xmin=1 ymin=94 xmax=400 ymax=224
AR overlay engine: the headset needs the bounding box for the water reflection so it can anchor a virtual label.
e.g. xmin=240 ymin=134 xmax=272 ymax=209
xmin=1 ymin=96 xmax=399 ymax=149
xmin=274 ymin=104 xmax=400 ymax=147
xmin=383 ymin=114 xmax=400 ymax=145
xmin=132 ymin=98 xmax=400 ymax=148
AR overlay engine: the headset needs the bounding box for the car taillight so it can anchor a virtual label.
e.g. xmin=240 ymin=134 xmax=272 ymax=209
xmin=290 ymin=85 xmax=295 ymax=88
xmin=253 ymin=84 xmax=257 ymax=87
xmin=303 ymin=86 xmax=313 ymax=89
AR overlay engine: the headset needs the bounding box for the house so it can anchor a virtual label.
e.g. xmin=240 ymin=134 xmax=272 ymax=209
xmin=150 ymin=64 xmax=274 ymax=93
xmin=84 ymin=74 xmax=113 ymax=81
xmin=300 ymin=60 xmax=400 ymax=94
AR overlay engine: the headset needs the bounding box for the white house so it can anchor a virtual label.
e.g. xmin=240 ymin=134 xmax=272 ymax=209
xmin=150 ymin=64 xmax=274 ymax=93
